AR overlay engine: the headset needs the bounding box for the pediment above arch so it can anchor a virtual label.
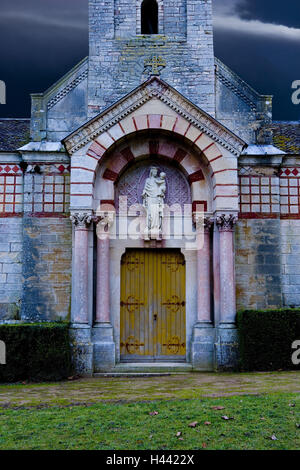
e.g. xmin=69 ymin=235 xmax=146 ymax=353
xmin=63 ymin=77 xmax=246 ymax=157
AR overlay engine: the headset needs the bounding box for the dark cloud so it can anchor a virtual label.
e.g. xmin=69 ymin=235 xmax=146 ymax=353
xmin=0 ymin=0 xmax=87 ymax=26
xmin=0 ymin=0 xmax=88 ymax=118
xmin=235 ymin=0 xmax=300 ymax=29
xmin=214 ymin=30 xmax=300 ymax=121
xmin=0 ymin=0 xmax=299 ymax=121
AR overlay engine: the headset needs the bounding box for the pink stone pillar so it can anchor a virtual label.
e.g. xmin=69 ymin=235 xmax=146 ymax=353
xmin=216 ymin=214 xmax=238 ymax=325
xmin=95 ymin=217 xmax=112 ymax=324
xmin=196 ymin=217 xmax=214 ymax=324
xmin=213 ymin=226 xmax=221 ymax=324
xmin=71 ymin=213 xmax=92 ymax=324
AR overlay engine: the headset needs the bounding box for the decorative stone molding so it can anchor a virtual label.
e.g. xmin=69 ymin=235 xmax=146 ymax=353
xmin=63 ymin=77 xmax=245 ymax=157
xmin=70 ymin=213 xmax=93 ymax=228
xmin=204 ymin=217 xmax=215 ymax=233
xmin=215 ymin=58 xmax=261 ymax=112
xmin=0 ymin=164 xmax=22 ymax=175
xmin=216 ymin=69 xmax=257 ymax=112
xmin=93 ymin=213 xmax=115 ymax=230
xmin=193 ymin=214 xmax=214 ymax=232
xmin=47 ymin=69 xmax=88 ymax=110
xmin=216 ymin=214 xmax=238 ymax=232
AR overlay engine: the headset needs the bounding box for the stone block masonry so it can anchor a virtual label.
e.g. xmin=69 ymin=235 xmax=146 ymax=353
xmin=235 ymin=219 xmax=282 ymax=311
xmin=0 ymin=161 xmax=72 ymax=322
xmin=88 ymin=0 xmax=215 ymax=117
xmin=0 ymin=218 xmax=23 ymax=319
xmin=281 ymin=219 xmax=300 ymax=307
xmin=21 ymin=217 xmax=72 ymax=321
xmin=236 ymin=218 xmax=300 ymax=310
xmin=236 ymin=166 xmax=300 ymax=310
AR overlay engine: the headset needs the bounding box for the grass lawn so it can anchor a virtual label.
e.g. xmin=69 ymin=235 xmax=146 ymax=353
xmin=0 ymin=373 xmax=299 ymax=450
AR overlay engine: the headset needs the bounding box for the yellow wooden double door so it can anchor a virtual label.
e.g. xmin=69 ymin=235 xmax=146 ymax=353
xmin=120 ymin=249 xmax=186 ymax=362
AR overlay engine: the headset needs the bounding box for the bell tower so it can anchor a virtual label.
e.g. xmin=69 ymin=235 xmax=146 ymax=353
xmin=88 ymin=0 xmax=215 ymax=118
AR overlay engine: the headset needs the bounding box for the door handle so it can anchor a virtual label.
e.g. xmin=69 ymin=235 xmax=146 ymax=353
xmin=153 ymin=314 xmax=158 ymax=321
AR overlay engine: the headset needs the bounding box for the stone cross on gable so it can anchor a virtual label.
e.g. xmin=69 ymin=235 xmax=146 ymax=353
xmin=144 ymin=56 xmax=166 ymax=76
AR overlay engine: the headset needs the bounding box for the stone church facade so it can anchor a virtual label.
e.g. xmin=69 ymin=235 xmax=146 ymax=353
xmin=1 ymin=0 xmax=300 ymax=374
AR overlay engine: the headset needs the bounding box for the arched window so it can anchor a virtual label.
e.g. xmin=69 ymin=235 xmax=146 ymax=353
xmin=141 ymin=0 xmax=158 ymax=34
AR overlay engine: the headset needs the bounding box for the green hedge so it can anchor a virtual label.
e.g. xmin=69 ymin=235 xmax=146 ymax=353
xmin=0 ymin=322 xmax=73 ymax=383
xmin=237 ymin=309 xmax=300 ymax=371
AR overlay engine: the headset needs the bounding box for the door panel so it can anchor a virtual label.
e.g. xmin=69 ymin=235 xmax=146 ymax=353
xmin=120 ymin=249 xmax=186 ymax=362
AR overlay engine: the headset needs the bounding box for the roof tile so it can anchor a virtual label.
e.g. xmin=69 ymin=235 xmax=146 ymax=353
xmin=0 ymin=119 xmax=30 ymax=152
xmin=264 ymin=121 xmax=300 ymax=154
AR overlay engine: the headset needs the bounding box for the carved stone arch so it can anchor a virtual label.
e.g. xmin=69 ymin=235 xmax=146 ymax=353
xmin=66 ymin=77 xmax=243 ymax=214
xmin=71 ymin=115 xmax=238 ymax=213
xmin=92 ymin=130 xmax=214 ymax=213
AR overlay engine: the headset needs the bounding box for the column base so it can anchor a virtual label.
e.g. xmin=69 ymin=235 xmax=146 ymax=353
xmin=70 ymin=324 xmax=93 ymax=377
xmin=191 ymin=322 xmax=215 ymax=371
xmin=92 ymin=323 xmax=116 ymax=372
xmin=214 ymin=323 xmax=239 ymax=371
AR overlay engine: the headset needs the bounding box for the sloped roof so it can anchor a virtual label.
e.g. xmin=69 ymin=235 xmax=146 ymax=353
xmin=0 ymin=119 xmax=30 ymax=152
xmin=265 ymin=121 xmax=300 ymax=154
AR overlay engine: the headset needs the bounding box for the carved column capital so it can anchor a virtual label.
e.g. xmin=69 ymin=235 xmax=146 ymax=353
xmin=204 ymin=217 xmax=215 ymax=233
xmin=193 ymin=214 xmax=214 ymax=233
xmin=216 ymin=214 xmax=238 ymax=232
xmin=93 ymin=213 xmax=114 ymax=229
xmin=70 ymin=212 xmax=93 ymax=228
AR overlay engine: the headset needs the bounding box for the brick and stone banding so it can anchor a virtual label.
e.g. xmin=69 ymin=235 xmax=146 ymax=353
xmin=83 ymin=113 xmax=234 ymax=203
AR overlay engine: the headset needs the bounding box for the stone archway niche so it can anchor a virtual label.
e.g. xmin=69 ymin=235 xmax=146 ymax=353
xmin=66 ymin=78 xmax=243 ymax=375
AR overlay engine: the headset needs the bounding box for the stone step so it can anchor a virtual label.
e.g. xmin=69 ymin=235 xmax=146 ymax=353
xmin=95 ymin=362 xmax=193 ymax=375
xmin=94 ymin=373 xmax=173 ymax=378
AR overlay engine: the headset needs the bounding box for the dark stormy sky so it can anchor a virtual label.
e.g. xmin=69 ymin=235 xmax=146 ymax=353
xmin=0 ymin=0 xmax=300 ymax=120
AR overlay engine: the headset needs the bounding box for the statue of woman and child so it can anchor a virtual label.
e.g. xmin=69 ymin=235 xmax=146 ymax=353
xmin=142 ymin=167 xmax=167 ymax=240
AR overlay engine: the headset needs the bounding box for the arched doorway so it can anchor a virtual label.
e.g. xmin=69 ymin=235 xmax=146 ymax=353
xmin=67 ymin=81 xmax=242 ymax=373
xmin=93 ymin=131 xmax=214 ymax=369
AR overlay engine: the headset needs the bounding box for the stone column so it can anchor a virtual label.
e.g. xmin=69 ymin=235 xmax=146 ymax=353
xmin=70 ymin=213 xmax=92 ymax=324
xmin=216 ymin=214 xmax=238 ymax=325
xmin=70 ymin=212 xmax=93 ymax=376
xmin=95 ymin=217 xmax=111 ymax=324
xmin=197 ymin=217 xmax=214 ymax=324
xmin=215 ymin=213 xmax=239 ymax=370
xmin=92 ymin=215 xmax=115 ymax=371
xmin=191 ymin=215 xmax=215 ymax=371
xmin=213 ymin=224 xmax=221 ymax=325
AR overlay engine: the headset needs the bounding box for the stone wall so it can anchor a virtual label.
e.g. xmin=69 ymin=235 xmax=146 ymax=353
xmin=0 ymin=218 xmax=23 ymax=319
xmin=27 ymin=1 xmax=275 ymax=145
xmin=235 ymin=219 xmax=282 ymax=311
xmin=0 ymin=161 xmax=72 ymax=322
xmin=236 ymin=164 xmax=300 ymax=311
xmin=236 ymin=218 xmax=300 ymax=311
xmin=31 ymin=58 xmax=88 ymax=142
xmin=88 ymin=0 xmax=215 ymax=117
xmin=281 ymin=219 xmax=300 ymax=308
xmin=21 ymin=217 xmax=72 ymax=321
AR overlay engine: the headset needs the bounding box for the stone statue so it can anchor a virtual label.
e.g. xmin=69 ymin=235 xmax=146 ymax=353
xmin=142 ymin=167 xmax=166 ymax=239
